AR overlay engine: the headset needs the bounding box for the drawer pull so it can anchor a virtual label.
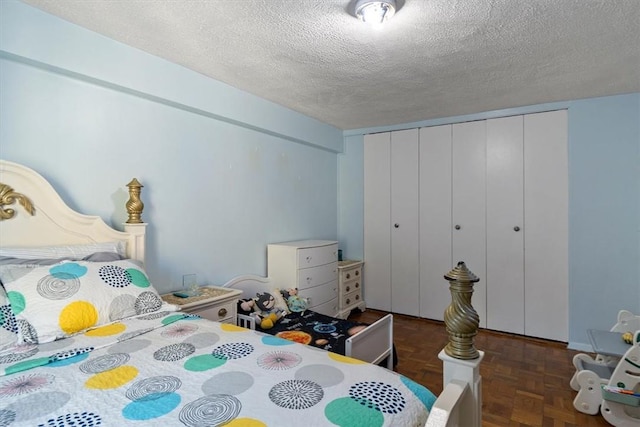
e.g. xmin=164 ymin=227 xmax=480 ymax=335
xmin=355 ymin=282 xmax=360 ymax=288
xmin=355 ymin=295 xmax=360 ymax=300
xmin=355 ymin=270 xmax=359 ymax=276
xmin=218 ymin=308 xmax=228 ymax=317
xmin=346 ymin=286 xmax=350 ymax=292
xmin=346 ymin=273 xmax=351 ymax=279
xmin=306 ymin=256 xmax=312 ymax=263
xmin=306 ymin=277 xmax=312 ymax=283
xmin=346 ymin=298 xmax=351 ymax=304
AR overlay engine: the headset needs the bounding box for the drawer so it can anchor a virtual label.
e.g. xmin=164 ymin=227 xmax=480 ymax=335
xmin=341 ymin=278 xmax=362 ymax=294
xmin=297 ymin=262 xmax=338 ymax=290
xmin=339 ymin=265 xmax=362 ymax=283
xmin=310 ymin=297 xmax=339 ymax=317
xmin=297 ymin=244 xmax=338 ymax=268
xmin=341 ymin=289 xmax=363 ymax=308
xmin=188 ymin=300 xmax=236 ymax=323
xmin=303 ymin=280 xmax=338 ymax=308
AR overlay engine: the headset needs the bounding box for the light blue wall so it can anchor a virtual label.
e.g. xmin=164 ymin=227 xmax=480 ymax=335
xmin=568 ymin=94 xmax=640 ymax=349
xmin=337 ymin=134 xmax=364 ymax=260
xmin=338 ymin=93 xmax=640 ymax=349
xmin=0 ymin=1 xmax=343 ymax=293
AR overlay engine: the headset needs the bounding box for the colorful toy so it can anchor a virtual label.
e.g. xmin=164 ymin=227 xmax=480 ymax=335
xmin=251 ymin=292 xmax=285 ymax=329
xmin=281 ymin=288 xmax=308 ymax=313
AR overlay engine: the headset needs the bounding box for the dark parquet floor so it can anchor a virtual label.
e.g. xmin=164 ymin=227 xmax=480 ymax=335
xmin=348 ymin=309 xmax=612 ymax=427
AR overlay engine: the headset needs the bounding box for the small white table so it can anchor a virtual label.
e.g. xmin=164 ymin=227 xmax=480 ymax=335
xmin=587 ymin=329 xmax=632 ymax=358
xmin=162 ymin=286 xmax=242 ymax=324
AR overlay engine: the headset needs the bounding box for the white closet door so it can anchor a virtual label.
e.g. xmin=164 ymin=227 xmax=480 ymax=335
xmin=524 ymin=110 xmax=568 ymax=341
xmin=486 ymin=116 xmax=525 ymax=334
xmin=419 ymin=125 xmax=452 ymax=321
xmin=452 ymin=121 xmax=487 ymax=327
xmin=390 ymin=129 xmax=420 ymax=316
xmin=364 ymin=132 xmax=392 ymax=311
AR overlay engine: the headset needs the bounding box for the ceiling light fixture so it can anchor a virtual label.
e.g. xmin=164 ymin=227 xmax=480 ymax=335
xmin=355 ymin=0 xmax=397 ymax=25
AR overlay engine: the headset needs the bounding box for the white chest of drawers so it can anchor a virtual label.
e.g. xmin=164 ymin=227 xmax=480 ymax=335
xmin=267 ymin=240 xmax=339 ymax=317
xmin=336 ymin=260 xmax=366 ymax=319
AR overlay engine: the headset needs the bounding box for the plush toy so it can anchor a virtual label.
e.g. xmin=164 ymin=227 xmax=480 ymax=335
xmin=282 ymin=288 xmax=309 ymax=313
xmin=252 ymin=292 xmax=285 ymax=329
xmin=238 ymin=298 xmax=255 ymax=313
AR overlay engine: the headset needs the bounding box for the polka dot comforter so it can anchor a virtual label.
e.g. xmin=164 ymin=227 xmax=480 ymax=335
xmin=0 ymin=312 xmax=435 ymax=426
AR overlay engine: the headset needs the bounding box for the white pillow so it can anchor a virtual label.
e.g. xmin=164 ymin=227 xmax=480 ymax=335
xmin=0 ymin=241 xmax=126 ymax=260
xmin=0 ymin=259 xmax=174 ymax=344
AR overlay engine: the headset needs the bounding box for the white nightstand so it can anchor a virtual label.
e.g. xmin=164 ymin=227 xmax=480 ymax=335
xmin=336 ymin=260 xmax=366 ymax=319
xmin=161 ymin=286 xmax=243 ymax=324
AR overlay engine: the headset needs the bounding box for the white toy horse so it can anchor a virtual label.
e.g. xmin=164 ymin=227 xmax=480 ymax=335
xmin=601 ymin=329 xmax=640 ymax=426
xmin=571 ymin=310 xmax=640 ymax=417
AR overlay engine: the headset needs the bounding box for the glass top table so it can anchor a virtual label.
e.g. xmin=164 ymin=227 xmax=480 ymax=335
xmin=587 ymin=329 xmax=632 ymax=357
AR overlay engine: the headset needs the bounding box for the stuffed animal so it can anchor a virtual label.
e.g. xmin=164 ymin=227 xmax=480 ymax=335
xmin=282 ymin=288 xmax=308 ymax=313
xmin=238 ymin=298 xmax=255 ymax=313
xmin=252 ymin=292 xmax=285 ymax=329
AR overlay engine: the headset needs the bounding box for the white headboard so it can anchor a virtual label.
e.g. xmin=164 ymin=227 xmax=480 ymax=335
xmin=0 ymin=160 xmax=146 ymax=264
xmin=222 ymin=274 xmax=273 ymax=299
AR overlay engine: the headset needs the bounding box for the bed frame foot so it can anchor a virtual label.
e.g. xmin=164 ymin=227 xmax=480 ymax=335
xmin=438 ymin=349 xmax=484 ymax=427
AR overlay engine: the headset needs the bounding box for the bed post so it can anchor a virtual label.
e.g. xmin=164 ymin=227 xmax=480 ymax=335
xmin=124 ymin=178 xmax=147 ymax=264
xmin=440 ymin=261 xmax=483 ymax=427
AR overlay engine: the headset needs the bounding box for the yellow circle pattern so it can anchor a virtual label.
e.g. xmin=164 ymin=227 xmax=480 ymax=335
xmin=225 ymin=418 xmax=266 ymax=427
xmin=221 ymin=323 xmax=247 ymax=332
xmin=85 ymin=365 xmax=139 ymax=389
xmin=59 ymin=301 xmax=98 ymax=334
xmin=328 ymin=352 xmax=367 ymax=364
xmin=84 ymin=322 xmax=126 ymax=337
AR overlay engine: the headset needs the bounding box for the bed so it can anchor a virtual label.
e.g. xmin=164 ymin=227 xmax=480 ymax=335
xmin=0 ymin=159 xmax=483 ymax=427
xmin=224 ymin=274 xmax=396 ymax=369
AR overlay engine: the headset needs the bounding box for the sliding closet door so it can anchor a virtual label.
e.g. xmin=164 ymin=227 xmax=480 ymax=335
xmin=452 ymin=121 xmax=487 ymax=328
xmin=390 ymin=129 xmax=420 ymax=316
xmin=524 ymin=110 xmax=568 ymax=341
xmin=364 ymin=132 xmax=391 ymax=311
xmin=486 ymin=116 xmax=525 ymax=334
xmin=419 ymin=125 xmax=453 ymax=321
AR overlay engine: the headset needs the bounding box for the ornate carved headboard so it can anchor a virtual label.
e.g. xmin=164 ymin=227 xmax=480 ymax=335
xmin=0 ymin=160 xmax=147 ymax=264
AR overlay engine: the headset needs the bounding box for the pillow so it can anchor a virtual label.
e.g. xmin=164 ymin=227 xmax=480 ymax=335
xmin=0 ymin=259 xmax=173 ymax=344
xmin=0 ymin=252 xmax=126 ymax=267
xmin=0 ymin=285 xmax=19 ymax=352
xmin=0 ymin=241 xmax=126 ymax=260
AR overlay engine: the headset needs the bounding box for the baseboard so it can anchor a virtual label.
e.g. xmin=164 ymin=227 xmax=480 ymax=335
xmin=568 ymin=341 xmax=593 ymax=352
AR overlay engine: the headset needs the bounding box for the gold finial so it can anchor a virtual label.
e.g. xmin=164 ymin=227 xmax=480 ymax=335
xmin=443 ymin=261 xmax=481 ymax=359
xmin=0 ymin=183 xmax=35 ymax=221
xmin=125 ymin=178 xmax=144 ymax=224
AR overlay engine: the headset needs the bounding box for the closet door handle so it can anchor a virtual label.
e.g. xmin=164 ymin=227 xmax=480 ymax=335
xmin=454 ymin=225 xmax=461 ymax=230
xmin=394 ymin=223 xmax=399 ymax=228
xmin=514 ymin=226 xmax=520 ymax=232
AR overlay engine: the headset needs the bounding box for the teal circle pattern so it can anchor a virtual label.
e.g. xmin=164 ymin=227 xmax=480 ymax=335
xmin=262 ymin=335 xmax=295 ymax=346
xmin=49 ymin=263 xmax=87 ymax=279
xmin=127 ymin=269 xmax=150 ymax=288
xmin=401 ymin=375 xmax=436 ymax=411
xmin=324 ymin=397 xmax=384 ymax=427
xmin=122 ymin=392 xmax=181 ymax=420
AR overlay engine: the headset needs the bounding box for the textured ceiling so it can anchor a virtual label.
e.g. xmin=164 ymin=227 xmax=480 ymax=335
xmin=20 ymin=0 xmax=640 ymax=130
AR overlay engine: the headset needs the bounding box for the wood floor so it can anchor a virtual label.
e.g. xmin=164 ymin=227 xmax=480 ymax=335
xmin=348 ymin=309 xmax=612 ymax=427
